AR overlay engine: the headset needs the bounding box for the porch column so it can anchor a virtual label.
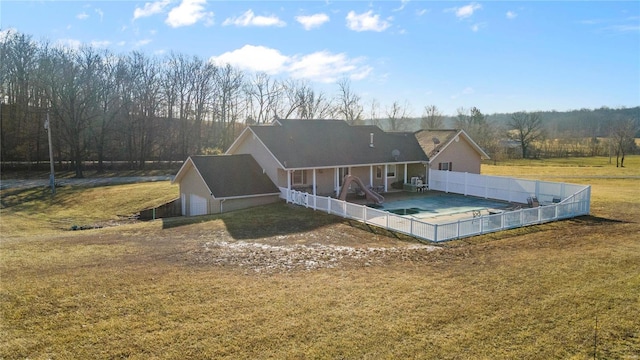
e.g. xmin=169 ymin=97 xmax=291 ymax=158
xmin=312 ymin=169 xmax=317 ymax=195
xmin=369 ymin=165 xmax=373 ymax=187
xmin=287 ymin=170 xmax=292 ymax=203
xmin=335 ymin=167 xmax=339 ymax=197
xmin=384 ymin=164 xmax=388 ymax=192
xmin=404 ymin=163 xmax=408 ymax=184
xmin=425 ymin=164 xmax=429 ymax=186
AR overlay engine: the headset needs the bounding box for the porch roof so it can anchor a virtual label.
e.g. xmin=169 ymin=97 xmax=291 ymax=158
xmin=248 ymin=119 xmax=429 ymax=169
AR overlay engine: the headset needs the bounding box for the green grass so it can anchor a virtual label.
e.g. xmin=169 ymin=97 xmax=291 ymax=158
xmin=1 ymin=159 xmax=639 ymax=359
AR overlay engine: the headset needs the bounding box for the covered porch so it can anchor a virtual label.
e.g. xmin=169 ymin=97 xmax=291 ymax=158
xmin=281 ymin=162 xmax=428 ymax=198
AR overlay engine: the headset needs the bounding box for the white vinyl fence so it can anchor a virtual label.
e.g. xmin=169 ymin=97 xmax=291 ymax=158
xmin=280 ymin=171 xmax=591 ymax=243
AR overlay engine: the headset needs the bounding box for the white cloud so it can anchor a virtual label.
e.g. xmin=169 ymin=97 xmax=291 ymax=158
xmin=451 ymin=87 xmax=475 ymax=99
xmin=166 ymin=0 xmax=214 ymax=28
xmin=471 ymin=22 xmax=486 ymax=32
xmin=506 ymin=11 xmax=517 ymax=20
xmin=0 ymin=28 xmax=17 ymax=42
xmin=296 ymin=13 xmax=330 ymax=30
xmin=289 ymin=51 xmax=370 ymax=83
xmin=90 ymin=40 xmax=111 ymax=48
xmin=447 ymin=3 xmax=482 ymax=19
xmin=210 ymin=45 xmax=289 ymax=74
xmin=210 ymin=45 xmax=372 ymax=83
xmin=393 ymin=0 xmax=410 ymax=12
xmin=133 ymin=0 xmax=171 ymax=20
xmin=95 ymin=8 xmax=104 ymax=21
xmin=77 ymin=12 xmax=89 ymax=20
xmin=346 ymin=10 xmax=391 ymax=32
xmin=416 ymin=9 xmax=428 ymax=17
xmin=54 ymin=38 xmax=82 ymax=50
xmin=222 ymin=9 xmax=286 ymax=27
xmin=134 ymin=39 xmax=152 ymax=47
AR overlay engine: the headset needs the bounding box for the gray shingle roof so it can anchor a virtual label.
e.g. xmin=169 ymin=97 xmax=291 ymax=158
xmin=249 ymin=119 xmax=428 ymax=169
xmin=189 ymin=155 xmax=279 ymax=198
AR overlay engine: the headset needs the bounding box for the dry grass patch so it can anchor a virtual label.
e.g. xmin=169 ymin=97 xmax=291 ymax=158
xmin=1 ymin=159 xmax=639 ymax=358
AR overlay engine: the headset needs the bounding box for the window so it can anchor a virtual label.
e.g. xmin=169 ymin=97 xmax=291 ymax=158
xmin=438 ymin=162 xmax=453 ymax=171
xmin=292 ymin=170 xmax=307 ymax=185
xmin=377 ymin=165 xmax=396 ymax=178
xmin=387 ymin=165 xmax=396 ymax=178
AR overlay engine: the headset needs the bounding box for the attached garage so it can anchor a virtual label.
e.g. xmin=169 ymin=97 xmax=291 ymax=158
xmin=172 ymin=154 xmax=281 ymax=216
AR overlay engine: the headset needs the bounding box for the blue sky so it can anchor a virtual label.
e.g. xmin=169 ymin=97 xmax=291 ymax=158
xmin=2 ymin=0 xmax=639 ymax=116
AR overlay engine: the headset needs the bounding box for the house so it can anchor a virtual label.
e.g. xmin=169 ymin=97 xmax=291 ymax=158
xmin=173 ymin=119 xmax=490 ymax=215
xmin=172 ymin=154 xmax=280 ymax=216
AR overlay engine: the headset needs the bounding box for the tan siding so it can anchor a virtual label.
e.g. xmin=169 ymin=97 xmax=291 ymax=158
xmin=430 ymin=137 xmax=481 ymax=174
xmin=179 ymin=166 xmax=214 ymax=216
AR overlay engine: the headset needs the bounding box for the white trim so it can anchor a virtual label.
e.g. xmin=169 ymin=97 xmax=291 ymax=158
xmin=172 ymin=157 xmax=214 ymax=196
xmin=428 ymin=129 xmax=490 ymax=164
xmin=225 ymin=127 xmax=287 ymax=169
xmin=284 ymin=161 xmax=424 ymax=171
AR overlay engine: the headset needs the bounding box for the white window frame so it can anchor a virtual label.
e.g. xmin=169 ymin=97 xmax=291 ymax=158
xmin=292 ymin=170 xmax=307 ymax=185
xmin=387 ymin=164 xmax=396 ymax=178
xmin=376 ymin=166 xmax=383 ymax=179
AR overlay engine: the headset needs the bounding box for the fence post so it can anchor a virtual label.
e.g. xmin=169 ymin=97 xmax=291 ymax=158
xmin=457 ymin=219 xmax=460 ymax=239
xmin=464 ymin=172 xmax=468 ymax=196
xmin=445 ymin=171 xmax=449 ymax=193
xmin=537 ymin=206 xmax=541 ymax=223
xmin=434 ymin=223 xmax=438 ymax=242
xmin=410 ymin=218 xmax=414 ymax=236
xmin=328 ymin=197 xmax=331 ymax=214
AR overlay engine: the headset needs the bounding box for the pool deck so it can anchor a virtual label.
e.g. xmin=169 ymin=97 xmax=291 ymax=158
xmin=345 ymin=189 xmax=522 ymax=224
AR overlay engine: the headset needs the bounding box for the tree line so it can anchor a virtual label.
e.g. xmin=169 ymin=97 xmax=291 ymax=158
xmin=2 ymin=30 xmax=638 ymax=177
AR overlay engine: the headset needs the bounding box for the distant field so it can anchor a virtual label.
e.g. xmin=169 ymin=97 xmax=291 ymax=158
xmin=1 ymin=157 xmax=639 ymax=359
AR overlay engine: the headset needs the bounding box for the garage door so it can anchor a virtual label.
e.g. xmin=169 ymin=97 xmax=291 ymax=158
xmin=189 ymin=194 xmax=207 ymax=216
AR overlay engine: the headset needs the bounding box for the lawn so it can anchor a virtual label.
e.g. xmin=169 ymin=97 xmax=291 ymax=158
xmin=1 ymin=157 xmax=639 ymax=359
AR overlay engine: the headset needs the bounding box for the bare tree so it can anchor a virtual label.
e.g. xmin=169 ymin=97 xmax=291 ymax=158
xmin=91 ymin=50 xmax=126 ymax=173
xmin=335 ymin=78 xmax=363 ymax=125
xmin=609 ymin=118 xmax=638 ymax=167
xmin=508 ymin=111 xmax=545 ymax=158
xmin=245 ymin=72 xmax=281 ymax=124
xmin=40 ymin=45 xmax=103 ymax=177
xmin=296 ymin=83 xmax=333 ymax=119
xmin=1 ymin=31 xmax=44 ymax=167
xmin=421 ymin=105 xmax=444 ymax=129
xmin=369 ymin=98 xmax=382 ymax=128
xmin=214 ymin=64 xmax=244 ymax=149
xmin=386 ymin=100 xmax=411 ymax=131
xmin=128 ymin=52 xmax=162 ymax=168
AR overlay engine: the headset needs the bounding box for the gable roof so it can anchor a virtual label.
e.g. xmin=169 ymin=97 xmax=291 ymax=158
xmin=234 ymin=119 xmax=428 ymax=169
xmin=173 ymin=155 xmax=279 ymax=198
xmin=414 ymin=129 xmax=490 ymax=160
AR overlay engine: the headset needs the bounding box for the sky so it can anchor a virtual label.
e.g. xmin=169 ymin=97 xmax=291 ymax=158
xmin=1 ymin=0 xmax=639 ymax=116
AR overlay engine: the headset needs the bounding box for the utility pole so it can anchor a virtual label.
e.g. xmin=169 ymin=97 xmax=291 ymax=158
xmin=45 ymin=112 xmax=55 ymax=195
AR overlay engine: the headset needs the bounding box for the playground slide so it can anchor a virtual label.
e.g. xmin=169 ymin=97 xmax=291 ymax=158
xmin=338 ymin=175 xmax=385 ymax=204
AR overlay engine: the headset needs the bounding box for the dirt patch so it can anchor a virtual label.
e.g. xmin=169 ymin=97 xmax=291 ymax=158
xmin=192 ymin=239 xmax=439 ymax=273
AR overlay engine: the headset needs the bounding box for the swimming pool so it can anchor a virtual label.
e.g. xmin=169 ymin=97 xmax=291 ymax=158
xmin=371 ymin=193 xmax=511 ymax=220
